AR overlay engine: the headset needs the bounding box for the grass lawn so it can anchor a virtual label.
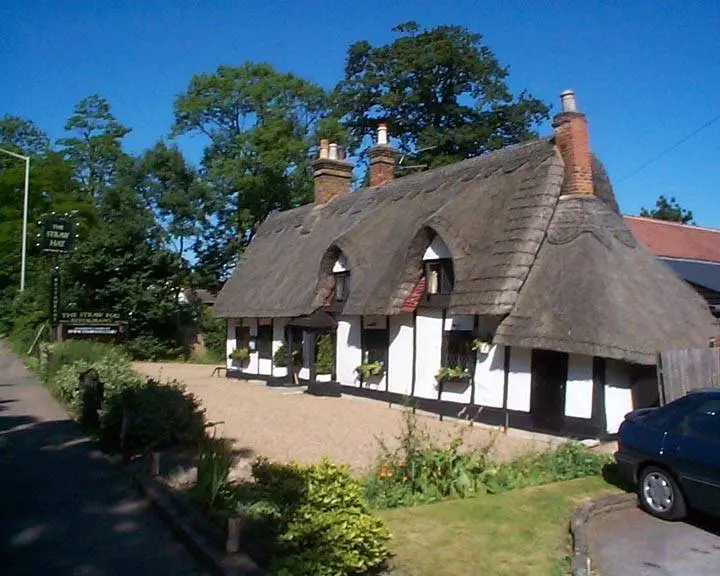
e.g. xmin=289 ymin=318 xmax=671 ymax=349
xmin=380 ymin=476 xmax=620 ymax=576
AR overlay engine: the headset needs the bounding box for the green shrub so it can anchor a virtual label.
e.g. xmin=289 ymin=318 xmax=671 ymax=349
xmin=365 ymin=409 xmax=491 ymax=509
xmin=192 ymin=434 xmax=235 ymax=515
xmin=315 ymin=334 xmax=334 ymax=374
xmin=481 ymin=442 xmax=612 ymax=494
xmin=49 ymin=351 xmax=144 ymax=412
xmin=198 ymin=305 xmax=226 ymax=359
xmin=250 ymin=457 xmax=391 ymax=576
xmin=124 ymin=334 xmax=184 ymax=361
xmin=100 ymin=378 xmax=206 ymax=454
xmin=44 ymin=341 xmax=122 ymax=382
xmin=273 ymin=343 xmax=287 ymax=367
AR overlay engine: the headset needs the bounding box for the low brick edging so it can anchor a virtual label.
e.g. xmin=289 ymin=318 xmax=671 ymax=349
xmin=122 ymin=462 xmax=269 ymax=576
xmin=570 ymin=492 xmax=638 ymax=576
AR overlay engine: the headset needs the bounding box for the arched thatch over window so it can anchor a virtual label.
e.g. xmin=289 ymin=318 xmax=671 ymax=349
xmin=390 ymin=227 xmax=455 ymax=307
xmin=317 ymin=245 xmax=351 ymax=305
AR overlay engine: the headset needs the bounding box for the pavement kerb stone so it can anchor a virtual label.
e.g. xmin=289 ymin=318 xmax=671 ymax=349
xmin=120 ymin=459 xmax=269 ymax=576
xmin=570 ymin=492 xmax=638 ymax=576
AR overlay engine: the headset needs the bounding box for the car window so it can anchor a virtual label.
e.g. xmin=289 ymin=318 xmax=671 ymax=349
xmin=644 ymin=395 xmax=697 ymax=428
xmin=674 ymin=398 xmax=720 ymax=442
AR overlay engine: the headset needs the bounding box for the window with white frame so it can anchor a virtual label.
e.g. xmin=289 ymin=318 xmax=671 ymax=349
xmin=423 ymin=236 xmax=454 ymax=295
xmin=333 ymin=254 xmax=350 ymax=302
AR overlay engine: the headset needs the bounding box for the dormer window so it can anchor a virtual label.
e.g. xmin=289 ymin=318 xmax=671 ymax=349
xmin=423 ymin=236 xmax=454 ymax=295
xmin=332 ymin=254 xmax=350 ymax=302
xmin=425 ymin=259 xmax=453 ymax=295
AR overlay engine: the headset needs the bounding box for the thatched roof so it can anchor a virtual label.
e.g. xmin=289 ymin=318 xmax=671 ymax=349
xmin=214 ymin=138 xmax=718 ymax=364
xmin=495 ymin=195 xmax=718 ymax=363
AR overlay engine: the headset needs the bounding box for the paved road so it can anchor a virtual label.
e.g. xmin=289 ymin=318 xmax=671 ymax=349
xmin=588 ymin=504 xmax=720 ymax=576
xmin=0 ymin=341 xmax=209 ymax=576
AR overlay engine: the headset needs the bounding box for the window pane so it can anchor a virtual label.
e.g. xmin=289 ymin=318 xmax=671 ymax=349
xmin=257 ymin=325 xmax=273 ymax=359
xmin=335 ymin=272 xmax=349 ymax=301
xmin=235 ymin=326 xmax=250 ymax=349
xmin=363 ymin=328 xmax=388 ymax=366
xmin=442 ymin=330 xmax=474 ymax=371
xmin=676 ymin=398 xmax=720 ymax=441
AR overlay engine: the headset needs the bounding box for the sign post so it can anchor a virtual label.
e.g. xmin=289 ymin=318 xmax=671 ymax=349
xmin=40 ymin=213 xmax=78 ymax=342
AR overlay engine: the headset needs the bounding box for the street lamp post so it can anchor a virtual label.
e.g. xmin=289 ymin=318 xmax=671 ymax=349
xmin=0 ymin=147 xmax=30 ymax=292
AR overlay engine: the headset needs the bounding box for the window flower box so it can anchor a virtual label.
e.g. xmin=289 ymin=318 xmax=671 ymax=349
xmin=472 ymin=339 xmax=492 ymax=354
xmin=355 ymin=361 xmax=385 ymax=386
xmin=435 ymin=366 xmax=471 ymax=387
xmin=229 ymin=347 xmax=250 ymax=368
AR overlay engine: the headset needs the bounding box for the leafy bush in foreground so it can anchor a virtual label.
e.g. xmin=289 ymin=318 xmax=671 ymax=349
xmin=481 ymin=442 xmax=612 ymax=494
xmin=233 ymin=457 xmax=391 ymax=576
xmin=365 ymin=408 xmax=611 ymax=509
xmin=100 ymin=378 xmax=206 ymax=453
xmin=43 ymin=340 xmax=123 ymax=383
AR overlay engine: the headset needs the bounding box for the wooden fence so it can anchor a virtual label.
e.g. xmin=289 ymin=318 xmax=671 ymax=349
xmin=657 ymin=347 xmax=720 ymax=405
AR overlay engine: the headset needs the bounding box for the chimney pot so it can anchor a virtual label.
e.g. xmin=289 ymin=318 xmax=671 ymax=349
xmin=319 ymin=139 xmax=329 ymax=159
xmin=377 ymin=123 xmax=388 ymax=146
xmin=328 ymin=143 xmax=338 ymax=160
xmin=560 ymin=89 xmax=577 ymax=113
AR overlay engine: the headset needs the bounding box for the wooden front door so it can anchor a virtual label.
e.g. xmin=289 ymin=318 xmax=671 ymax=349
xmin=531 ymin=349 xmax=568 ymax=434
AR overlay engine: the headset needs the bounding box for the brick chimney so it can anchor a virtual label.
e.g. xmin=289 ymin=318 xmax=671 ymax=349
xmin=367 ymin=123 xmax=398 ymax=187
xmin=552 ymin=90 xmax=594 ymax=196
xmin=313 ymin=139 xmax=353 ymax=205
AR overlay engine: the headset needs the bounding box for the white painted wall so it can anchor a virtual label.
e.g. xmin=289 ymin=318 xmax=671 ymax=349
xmin=507 ymin=347 xmax=531 ymax=412
xmin=226 ymin=319 xmax=237 ymax=370
xmin=333 ymin=254 xmax=348 ymax=273
xmin=337 ymin=316 xmax=362 ymax=387
xmin=388 ymin=314 xmax=413 ymax=395
xmin=414 ymin=310 xmax=443 ymax=399
xmin=606 ymin=359 xmax=633 ymax=434
xmin=474 ymin=344 xmax=505 ymax=408
xmin=423 ymin=236 xmax=451 ymax=260
xmin=272 ymin=318 xmax=288 ymax=377
xmin=565 ymin=354 xmax=594 ymax=419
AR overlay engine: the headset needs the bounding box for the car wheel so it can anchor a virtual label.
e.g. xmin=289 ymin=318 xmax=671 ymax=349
xmin=638 ymin=465 xmax=687 ymax=520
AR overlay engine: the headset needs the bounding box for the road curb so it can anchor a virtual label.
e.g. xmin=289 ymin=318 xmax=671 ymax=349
xmin=570 ymin=492 xmax=638 ymax=576
xmin=122 ymin=461 xmax=269 ymax=576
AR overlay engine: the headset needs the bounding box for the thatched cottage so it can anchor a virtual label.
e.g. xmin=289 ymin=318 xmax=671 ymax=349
xmin=214 ymin=90 xmax=718 ymax=439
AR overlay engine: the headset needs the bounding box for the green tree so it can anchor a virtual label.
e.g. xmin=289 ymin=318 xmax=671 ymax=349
xmin=333 ymin=22 xmax=549 ymax=170
xmin=64 ymin=161 xmax=183 ymax=359
xmin=58 ymin=95 xmax=132 ymax=199
xmin=0 ymin=115 xmax=50 ymax=156
xmin=139 ymin=141 xmax=209 ymax=280
xmin=640 ymin=195 xmax=695 ymax=225
xmin=171 ymin=63 xmax=330 ymax=287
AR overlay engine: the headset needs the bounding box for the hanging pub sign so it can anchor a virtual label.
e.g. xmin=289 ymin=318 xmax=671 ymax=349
xmin=40 ymin=215 xmax=76 ymax=253
xmin=59 ymin=311 xmax=126 ymax=325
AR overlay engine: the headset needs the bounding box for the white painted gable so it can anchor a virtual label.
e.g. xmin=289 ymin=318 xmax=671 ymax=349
xmin=332 ymin=254 xmax=348 ymax=273
xmin=423 ymin=236 xmax=451 ymax=260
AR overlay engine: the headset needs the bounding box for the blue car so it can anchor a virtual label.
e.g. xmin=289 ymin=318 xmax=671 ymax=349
xmin=615 ymin=388 xmax=720 ymax=520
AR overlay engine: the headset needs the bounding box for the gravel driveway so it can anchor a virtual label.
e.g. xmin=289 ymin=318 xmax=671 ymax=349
xmin=135 ymin=363 xmax=562 ymax=477
xmin=588 ymin=506 xmax=720 ymax=576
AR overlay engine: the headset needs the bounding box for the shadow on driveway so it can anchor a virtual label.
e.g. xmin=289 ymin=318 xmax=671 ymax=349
xmin=0 ymin=359 xmax=209 ymax=575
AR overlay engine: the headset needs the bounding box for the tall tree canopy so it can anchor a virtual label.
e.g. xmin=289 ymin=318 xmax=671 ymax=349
xmin=640 ymin=195 xmax=695 ymax=225
xmin=58 ymin=95 xmax=132 ymax=199
xmin=333 ymin=22 xmax=549 ymax=169
xmin=171 ymin=62 xmax=330 ymax=287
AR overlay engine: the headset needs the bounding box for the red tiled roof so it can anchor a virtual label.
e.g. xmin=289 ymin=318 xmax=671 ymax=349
xmin=401 ymin=277 xmax=426 ymax=312
xmin=624 ymin=216 xmax=720 ymax=264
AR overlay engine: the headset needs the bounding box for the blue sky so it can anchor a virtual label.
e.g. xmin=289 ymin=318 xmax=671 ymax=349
xmin=2 ymin=0 xmax=719 ymax=227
